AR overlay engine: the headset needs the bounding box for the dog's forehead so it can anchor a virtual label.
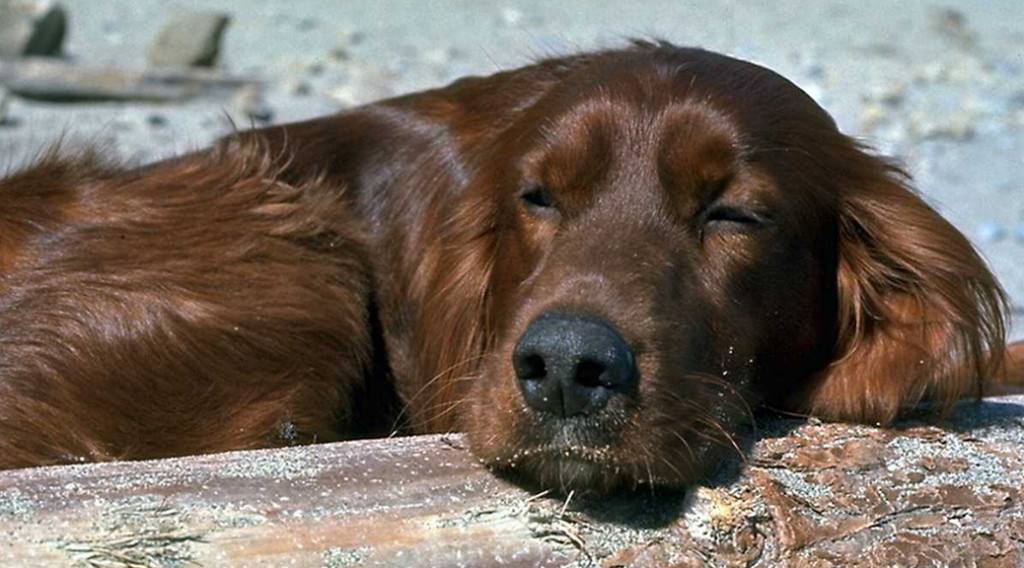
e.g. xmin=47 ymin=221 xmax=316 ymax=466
xmin=533 ymin=48 xmax=833 ymax=145
xmin=517 ymin=53 xmax=838 ymax=203
xmin=521 ymin=78 xmax=745 ymax=194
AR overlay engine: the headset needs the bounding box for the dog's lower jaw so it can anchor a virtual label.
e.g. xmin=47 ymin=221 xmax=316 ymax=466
xmin=481 ymin=433 xmax=713 ymax=494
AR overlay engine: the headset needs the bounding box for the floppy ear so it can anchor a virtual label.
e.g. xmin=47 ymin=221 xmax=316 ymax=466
xmin=795 ymin=160 xmax=1007 ymax=424
xmin=227 ymin=94 xmax=514 ymax=435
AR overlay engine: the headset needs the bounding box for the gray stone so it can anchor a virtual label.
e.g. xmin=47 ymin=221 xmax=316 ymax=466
xmin=146 ymin=11 xmax=230 ymax=68
xmin=231 ymin=85 xmax=274 ymax=124
xmin=0 ymin=87 xmax=11 ymax=126
xmin=280 ymin=76 xmax=311 ymax=96
xmin=0 ymin=0 xmax=67 ymax=58
xmin=930 ymin=7 xmax=977 ymax=50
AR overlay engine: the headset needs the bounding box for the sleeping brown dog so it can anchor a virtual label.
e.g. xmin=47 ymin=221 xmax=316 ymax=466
xmin=1 ymin=41 xmax=1019 ymax=492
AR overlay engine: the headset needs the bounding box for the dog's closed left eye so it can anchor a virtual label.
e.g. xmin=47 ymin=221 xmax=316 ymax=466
xmin=519 ymin=184 xmax=558 ymax=213
xmin=701 ymin=203 xmax=770 ymax=234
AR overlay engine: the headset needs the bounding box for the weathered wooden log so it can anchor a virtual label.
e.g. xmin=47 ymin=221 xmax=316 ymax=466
xmin=1 ymin=395 xmax=1022 ymax=567
xmin=0 ymin=58 xmax=256 ymax=102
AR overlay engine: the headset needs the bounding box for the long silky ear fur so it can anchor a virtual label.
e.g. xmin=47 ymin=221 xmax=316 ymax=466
xmin=796 ymin=156 xmax=1007 ymax=424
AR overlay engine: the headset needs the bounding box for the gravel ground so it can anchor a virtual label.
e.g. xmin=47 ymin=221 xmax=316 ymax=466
xmin=2 ymin=0 xmax=1022 ymax=338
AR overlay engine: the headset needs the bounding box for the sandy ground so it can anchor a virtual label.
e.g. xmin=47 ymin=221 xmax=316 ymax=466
xmin=2 ymin=0 xmax=1022 ymax=339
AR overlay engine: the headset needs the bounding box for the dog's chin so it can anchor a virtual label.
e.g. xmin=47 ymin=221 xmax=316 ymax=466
xmin=483 ymin=441 xmax=693 ymax=495
xmin=470 ymin=398 xmax=707 ymax=493
xmin=486 ymin=449 xmax=621 ymax=494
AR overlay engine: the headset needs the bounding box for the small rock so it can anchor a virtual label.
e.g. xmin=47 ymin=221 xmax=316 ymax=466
xmin=930 ymin=7 xmax=977 ymax=50
xmin=328 ymin=47 xmax=350 ymax=62
xmin=147 ymin=113 xmax=167 ymax=128
xmin=423 ymin=48 xmax=453 ymax=66
xmin=910 ymin=111 xmax=976 ymax=142
xmin=327 ymin=62 xmax=396 ymax=107
xmin=281 ymin=76 xmax=312 ymax=96
xmin=232 ymin=85 xmax=274 ymax=123
xmin=857 ymin=42 xmax=900 ymax=59
xmin=0 ymin=87 xmax=13 ymax=127
xmin=865 ymin=83 xmax=906 ymax=107
xmin=975 ymin=222 xmax=1006 ymax=244
xmin=859 ymin=102 xmax=889 ymax=130
xmin=307 ymin=61 xmax=326 ymax=76
xmin=147 ymin=10 xmax=231 ymax=68
xmin=336 ymin=27 xmax=364 ymax=47
xmin=0 ymin=0 xmax=67 ymax=57
xmin=802 ymin=62 xmax=825 ymax=80
xmin=915 ymin=61 xmax=948 ymax=85
xmin=500 ymin=7 xmax=523 ymax=26
xmin=328 ymin=85 xmax=360 ymax=108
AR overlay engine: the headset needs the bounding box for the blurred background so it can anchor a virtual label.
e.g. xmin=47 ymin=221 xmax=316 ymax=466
xmin=1 ymin=0 xmax=1022 ymax=338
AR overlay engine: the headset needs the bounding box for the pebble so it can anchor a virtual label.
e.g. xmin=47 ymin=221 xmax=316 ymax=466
xmin=336 ymin=28 xmax=364 ymax=47
xmin=146 ymin=113 xmax=167 ymax=128
xmin=929 ymin=7 xmax=977 ymax=50
xmin=327 ymin=63 xmax=396 ymax=107
xmin=329 ymin=47 xmax=350 ymax=62
xmin=866 ymin=83 xmax=906 ymax=107
xmin=232 ymin=86 xmax=274 ymax=123
xmin=281 ymin=77 xmax=312 ymax=97
xmin=500 ymin=7 xmax=524 ymax=26
xmin=424 ymin=48 xmax=452 ymax=66
xmin=328 ymin=85 xmax=360 ymax=108
xmin=0 ymin=0 xmax=67 ymax=57
xmin=975 ymin=222 xmax=1007 ymax=243
xmin=910 ymin=111 xmax=976 ymax=142
xmin=307 ymin=61 xmax=326 ymax=77
xmin=146 ymin=10 xmax=231 ymax=68
xmin=859 ymin=102 xmax=889 ymax=130
xmin=0 ymin=87 xmax=11 ymax=127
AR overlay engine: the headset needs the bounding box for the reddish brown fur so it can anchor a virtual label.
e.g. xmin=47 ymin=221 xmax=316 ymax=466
xmin=0 ymin=42 xmax=1019 ymax=491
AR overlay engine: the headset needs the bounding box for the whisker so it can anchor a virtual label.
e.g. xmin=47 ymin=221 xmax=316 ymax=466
xmin=667 ymin=428 xmax=697 ymax=467
xmin=692 ymin=414 xmax=747 ymax=463
xmin=390 ymin=353 xmax=489 ymax=432
xmin=658 ymin=454 xmax=686 ymax=483
xmin=414 ymin=393 xmax=474 ymax=427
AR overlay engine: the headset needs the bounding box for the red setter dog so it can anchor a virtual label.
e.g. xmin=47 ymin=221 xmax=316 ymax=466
xmin=1 ymin=42 xmax=1020 ymax=491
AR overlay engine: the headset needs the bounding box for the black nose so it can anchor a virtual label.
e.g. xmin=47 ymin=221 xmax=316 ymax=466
xmin=512 ymin=313 xmax=637 ymax=418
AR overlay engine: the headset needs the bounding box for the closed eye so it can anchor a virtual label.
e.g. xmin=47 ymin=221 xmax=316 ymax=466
xmin=702 ymin=205 xmax=771 ymax=236
xmin=520 ymin=185 xmax=557 ymax=213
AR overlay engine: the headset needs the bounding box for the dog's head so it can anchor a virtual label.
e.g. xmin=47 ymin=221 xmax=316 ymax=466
xmin=430 ymin=44 xmax=1005 ymax=493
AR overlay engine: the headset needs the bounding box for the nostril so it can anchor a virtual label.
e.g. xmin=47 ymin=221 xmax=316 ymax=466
xmin=520 ymin=353 xmax=547 ymax=381
xmin=575 ymin=359 xmax=606 ymax=388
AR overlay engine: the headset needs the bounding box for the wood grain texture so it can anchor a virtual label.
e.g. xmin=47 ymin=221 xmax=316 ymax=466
xmin=2 ymin=396 xmax=1023 ymax=567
